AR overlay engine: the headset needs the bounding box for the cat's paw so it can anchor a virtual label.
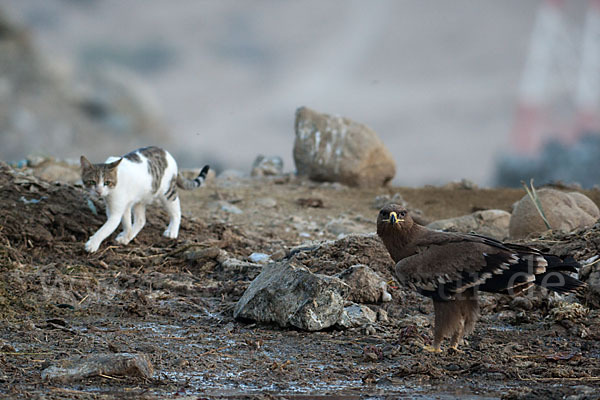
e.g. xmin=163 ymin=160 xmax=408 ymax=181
xmin=85 ymin=239 xmax=100 ymax=253
xmin=163 ymin=229 xmax=178 ymax=239
xmin=115 ymin=232 xmax=131 ymax=245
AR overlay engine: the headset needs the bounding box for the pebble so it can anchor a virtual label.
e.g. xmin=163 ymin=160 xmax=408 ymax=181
xmin=248 ymin=252 xmax=271 ymax=264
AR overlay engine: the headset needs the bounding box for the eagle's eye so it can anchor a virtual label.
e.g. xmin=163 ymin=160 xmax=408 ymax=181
xmin=400 ymin=210 xmax=407 ymax=217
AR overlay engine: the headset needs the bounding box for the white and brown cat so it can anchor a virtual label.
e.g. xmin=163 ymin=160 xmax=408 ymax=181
xmin=80 ymin=146 xmax=209 ymax=253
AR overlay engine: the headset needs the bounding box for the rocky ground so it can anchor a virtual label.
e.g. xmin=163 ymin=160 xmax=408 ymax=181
xmin=1 ymin=161 xmax=600 ymax=400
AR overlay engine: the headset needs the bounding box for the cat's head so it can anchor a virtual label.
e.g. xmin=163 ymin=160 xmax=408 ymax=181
xmin=80 ymin=156 xmax=122 ymax=197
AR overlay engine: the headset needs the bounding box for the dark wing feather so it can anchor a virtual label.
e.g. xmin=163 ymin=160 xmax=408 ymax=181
xmin=395 ymin=232 xmax=547 ymax=301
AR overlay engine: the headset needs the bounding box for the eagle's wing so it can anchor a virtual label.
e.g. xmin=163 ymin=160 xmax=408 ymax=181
xmin=395 ymin=231 xmax=547 ymax=300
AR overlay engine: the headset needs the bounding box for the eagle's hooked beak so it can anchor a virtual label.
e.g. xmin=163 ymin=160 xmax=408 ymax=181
xmin=389 ymin=211 xmax=404 ymax=225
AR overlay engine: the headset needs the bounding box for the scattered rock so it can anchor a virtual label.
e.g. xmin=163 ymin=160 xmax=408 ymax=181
xmin=336 ymin=265 xmax=391 ymax=303
xmin=336 ymin=303 xmax=377 ymax=328
xmin=248 ymin=252 xmax=271 ymax=264
xmin=509 ymin=189 xmax=600 ymax=239
xmin=325 ymin=218 xmax=369 ymax=238
xmin=377 ymin=308 xmax=389 ymax=322
xmin=427 ymin=209 xmax=511 ymax=240
xmin=233 ymin=260 xmax=350 ymax=331
xmin=510 ymin=296 xmax=533 ymax=311
xmin=297 ymin=198 xmax=324 ymax=208
xmin=33 ymin=162 xmax=81 ymax=184
xmin=41 ymin=353 xmax=153 ymax=383
xmin=207 ymin=200 xmax=243 ymax=215
xmin=293 ymin=106 xmax=395 ymax=187
xmin=373 ymin=193 xmax=407 ymax=209
xmin=251 ymin=155 xmax=284 ymax=177
xmin=580 ymin=260 xmax=600 ymax=300
xmin=217 ymin=169 xmax=246 ymax=180
xmin=255 ymin=197 xmax=277 ymax=208
xmin=184 ymin=246 xmax=221 ymax=262
xmin=548 ymin=301 xmax=589 ymax=322
xmin=441 ymin=179 xmax=478 ymax=190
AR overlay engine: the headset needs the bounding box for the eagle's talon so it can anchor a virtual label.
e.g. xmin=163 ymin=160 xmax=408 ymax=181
xmin=448 ymin=345 xmax=463 ymax=354
xmin=422 ymin=345 xmax=442 ymax=353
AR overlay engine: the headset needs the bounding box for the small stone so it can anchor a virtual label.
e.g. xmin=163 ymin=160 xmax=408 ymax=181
xmin=34 ymin=163 xmax=81 ymax=184
xmin=218 ymin=169 xmax=246 ymax=180
xmin=248 ymin=252 xmax=271 ymax=264
xmin=256 ymin=197 xmax=277 ymax=208
xmin=337 ymin=265 xmax=389 ymax=303
xmin=336 ymin=303 xmax=378 ymax=328
xmin=377 ymin=308 xmax=389 ymax=322
xmin=373 ymin=193 xmax=407 ymax=209
xmin=270 ymin=249 xmax=287 ymax=261
xmin=207 ymin=200 xmax=243 ymax=215
xmin=41 ymin=353 xmax=153 ymax=383
xmin=427 ymin=209 xmax=511 ymax=240
xmin=325 ymin=218 xmax=369 ymax=237
xmin=510 ymin=297 xmax=533 ymax=311
xmin=251 ymin=155 xmax=284 ymax=177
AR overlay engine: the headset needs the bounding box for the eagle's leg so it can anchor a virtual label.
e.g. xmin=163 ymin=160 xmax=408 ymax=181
xmin=427 ymin=299 xmax=462 ymax=353
xmin=449 ymin=324 xmax=464 ymax=351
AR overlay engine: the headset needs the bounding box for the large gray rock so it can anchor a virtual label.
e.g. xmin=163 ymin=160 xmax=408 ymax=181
xmin=233 ymin=260 xmax=350 ymax=331
xmin=509 ymin=189 xmax=599 ymax=239
xmin=427 ymin=209 xmax=511 ymax=240
xmin=293 ymin=107 xmax=395 ymax=187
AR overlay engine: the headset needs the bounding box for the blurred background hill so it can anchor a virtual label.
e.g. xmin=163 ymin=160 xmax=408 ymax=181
xmin=1 ymin=0 xmax=599 ymax=186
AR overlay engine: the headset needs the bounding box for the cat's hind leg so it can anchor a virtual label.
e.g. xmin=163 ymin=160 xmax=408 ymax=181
xmin=115 ymin=204 xmax=133 ymax=245
xmin=128 ymin=203 xmax=147 ymax=240
xmin=161 ymin=196 xmax=181 ymax=239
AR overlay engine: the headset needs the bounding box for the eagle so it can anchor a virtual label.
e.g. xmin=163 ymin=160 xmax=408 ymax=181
xmin=376 ymin=204 xmax=586 ymax=353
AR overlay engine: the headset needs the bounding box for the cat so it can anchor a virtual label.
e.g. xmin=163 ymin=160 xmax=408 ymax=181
xmin=80 ymin=146 xmax=209 ymax=253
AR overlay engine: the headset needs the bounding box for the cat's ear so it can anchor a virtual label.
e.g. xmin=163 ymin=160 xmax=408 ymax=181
xmin=80 ymin=156 xmax=93 ymax=169
xmin=107 ymin=158 xmax=123 ymax=169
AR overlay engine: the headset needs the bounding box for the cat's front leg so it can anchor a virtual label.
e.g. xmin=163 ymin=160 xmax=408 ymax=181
xmin=85 ymin=237 xmax=102 ymax=253
xmin=85 ymin=215 xmax=122 ymax=253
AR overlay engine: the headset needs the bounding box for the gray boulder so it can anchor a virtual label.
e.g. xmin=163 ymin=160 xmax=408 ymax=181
xmin=427 ymin=209 xmax=511 ymax=240
xmin=233 ymin=260 xmax=350 ymax=331
xmin=293 ymin=106 xmax=395 ymax=187
xmin=509 ymin=189 xmax=599 ymax=239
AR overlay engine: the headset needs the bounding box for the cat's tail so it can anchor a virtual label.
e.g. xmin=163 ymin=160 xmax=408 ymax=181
xmin=176 ymin=165 xmax=210 ymax=190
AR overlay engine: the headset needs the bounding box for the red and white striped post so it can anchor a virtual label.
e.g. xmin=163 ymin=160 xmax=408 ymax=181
xmin=510 ymin=0 xmax=565 ymax=154
xmin=574 ymin=0 xmax=600 ymax=137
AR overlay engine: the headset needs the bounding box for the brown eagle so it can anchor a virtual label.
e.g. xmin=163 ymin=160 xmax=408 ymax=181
xmin=376 ymin=204 xmax=585 ymax=352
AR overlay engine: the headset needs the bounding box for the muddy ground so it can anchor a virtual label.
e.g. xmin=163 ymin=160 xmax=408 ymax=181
xmin=1 ymin=161 xmax=599 ymax=399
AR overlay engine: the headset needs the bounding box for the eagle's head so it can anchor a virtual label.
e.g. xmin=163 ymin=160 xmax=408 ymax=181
xmin=376 ymin=204 xmax=414 ymax=237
